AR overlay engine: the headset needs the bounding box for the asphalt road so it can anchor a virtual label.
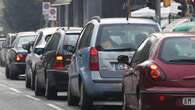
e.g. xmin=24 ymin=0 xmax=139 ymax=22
xmin=0 ymin=67 xmax=122 ymax=110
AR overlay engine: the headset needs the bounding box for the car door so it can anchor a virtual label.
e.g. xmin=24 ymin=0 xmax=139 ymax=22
xmin=70 ymin=24 xmax=94 ymax=95
xmin=37 ymin=33 xmax=61 ymax=86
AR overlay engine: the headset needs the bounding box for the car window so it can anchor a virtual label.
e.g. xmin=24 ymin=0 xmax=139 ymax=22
xmin=15 ymin=36 xmax=35 ymax=48
xmin=96 ymin=24 xmax=159 ymax=51
xmin=78 ymin=23 xmax=94 ymax=49
xmin=45 ymin=33 xmax=60 ymax=52
xmin=131 ymin=38 xmax=152 ymax=65
xmin=160 ymin=37 xmax=195 ymax=63
xmin=45 ymin=34 xmax=52 ymax=42
xmin=64 ymin=33 xmax=80 ymax=46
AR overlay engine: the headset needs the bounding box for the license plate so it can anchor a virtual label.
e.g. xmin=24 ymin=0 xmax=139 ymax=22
xmin=183 ymin=98 xmax=195 ymax=105
xmin=111 ymin=63 xmax=125 ymax=71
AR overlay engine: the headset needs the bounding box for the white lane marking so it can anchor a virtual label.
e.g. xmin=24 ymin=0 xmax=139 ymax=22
xmin=9 ymin=87 xmax=22 ymax=93
xmin=25 ymin=95 xmax=41 ymax=101
xmin=0 ymin=83 xmax=8 ymax=88
xmin=47 ymin=103 xmax=63 ymax=110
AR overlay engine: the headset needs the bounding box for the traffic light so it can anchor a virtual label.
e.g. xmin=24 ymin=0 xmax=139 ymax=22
xmin=163 ymin=0 xmax=172 ymax=7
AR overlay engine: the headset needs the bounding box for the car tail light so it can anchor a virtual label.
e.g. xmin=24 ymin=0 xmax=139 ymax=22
xmin=89 ymin=48 xmax=99 ymax=71
xmin=147 ymin=64 xmax=166 ymax=81
xmin=15 ymin=54 xmax=25 ymax=62
xmin=52 ymin=55 xmax=64 ymax=70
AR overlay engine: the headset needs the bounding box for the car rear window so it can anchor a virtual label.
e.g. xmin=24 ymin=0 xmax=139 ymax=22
xmin=160 ymin=37 xmax=195 ymax=63
xmin=96 ymin=24 xmax=159 ymax=51
xmin=64 ymin=33 xmax=80 ymax=46
xmin=16 ymin=36 xmax=35 ymax=48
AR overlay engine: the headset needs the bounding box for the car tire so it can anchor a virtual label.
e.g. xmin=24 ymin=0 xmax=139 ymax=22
xmin=45 ymin=78 xmax=57 ymax=100
xmin=9 ymin=66 xmax=18 ymax=80
xmin=34 ymin=73 xmax=45 ymax=96
xmin=67 ymin=80 xmax=79 ymax=106
xmin=79 ymin=82 xmax=93 ymax=110
xmin=25 ymin=67 xmax=31 ymax=88
xmin=5 ymin=66 xmax=10 ymax=79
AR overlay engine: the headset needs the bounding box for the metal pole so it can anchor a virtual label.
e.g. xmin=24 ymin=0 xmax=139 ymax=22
xmin=155 ymin=0 xmax=161 ymax=25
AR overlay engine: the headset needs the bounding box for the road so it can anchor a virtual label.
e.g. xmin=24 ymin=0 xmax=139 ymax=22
xmin=0 ymin=67 xmax=122 ymax=110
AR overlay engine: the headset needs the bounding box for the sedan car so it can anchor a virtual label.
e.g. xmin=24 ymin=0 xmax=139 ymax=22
xmin=5 ymin=32 xmax=36 ymax=79
xmin=119 ymin=33 xmax=195 ymax=110
xmin=34 ymin=27 xmax=82 ymax=99
xmin=25 ymin=27 xmax=59 ymax=89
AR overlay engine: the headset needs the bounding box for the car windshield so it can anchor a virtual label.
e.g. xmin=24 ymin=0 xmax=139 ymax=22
xmin=64 ymin=33 xmax=80 ymax=46
xmin=97 ymin=24 xmax=159 ymax=51
xmin=16 ymin=36 xmax=35 ymax=48
xmin=160 ymin=37 xmax=195 ymax=63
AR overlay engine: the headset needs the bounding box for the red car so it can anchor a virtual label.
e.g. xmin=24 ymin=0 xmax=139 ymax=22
xmin=118 ymin=33 xmax=195 ymax=110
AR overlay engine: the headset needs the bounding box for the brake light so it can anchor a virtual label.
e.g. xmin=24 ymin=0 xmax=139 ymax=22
xmin=15 ymin=54 xmax=25 ymax=62
xmin=53 ymin=55 xmax=64 ymax=70
xmin=148 ymin=64 xmax=165 ymax=81
xmin=89 ymin=48 xmax=99 ymax=71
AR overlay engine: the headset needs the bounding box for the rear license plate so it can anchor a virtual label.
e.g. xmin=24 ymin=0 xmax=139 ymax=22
xmin=183 ymin=98 xmax=195 ymax=105
xmin=111 ymin=63 xmax=125 ymax=71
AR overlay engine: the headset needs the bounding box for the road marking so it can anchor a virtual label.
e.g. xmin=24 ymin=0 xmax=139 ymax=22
xmin=9 ymin=87 xmax=22 ymax=93
xmin=47 ymin=103 xmax=63 ymax=110
xmin=25 ymin=95 xmax=41 ymax=101
xmin=0 ymin=83 xmax=8 ymax=88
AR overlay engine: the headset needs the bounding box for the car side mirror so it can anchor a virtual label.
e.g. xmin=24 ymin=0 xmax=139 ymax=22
xmin=117 ymin=55 xmax=130 ymax=66
xmin=64 ymin=45 xmax=76 ymax=53
xmin=22 ymin=43 xmax=31 ymax=53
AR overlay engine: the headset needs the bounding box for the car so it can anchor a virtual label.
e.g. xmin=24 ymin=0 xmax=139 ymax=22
xmin=25 ymin=27 xmax=59 ymax=89
xmin=118 ymin=32 xmax=195 ymax=110
xmin=5 ymin=32 xmax=37 ymax=79
xmin=67 ymin=17 xmax=161 ymax=110
xmin=34 ymin=27 xmax=82 ymax=99
xmin=0 ymin=33 xmax=17 ymax=67
xmin=0 ymin=37 xmax=6 ymax=66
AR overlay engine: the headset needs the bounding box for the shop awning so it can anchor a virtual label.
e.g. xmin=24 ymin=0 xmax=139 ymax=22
xmin=51 ymin=0 xmax=72 ymax=6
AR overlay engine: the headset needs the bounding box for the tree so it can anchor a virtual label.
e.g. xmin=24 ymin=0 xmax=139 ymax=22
xmin=3 ymin=0 xmax=42 ymax=32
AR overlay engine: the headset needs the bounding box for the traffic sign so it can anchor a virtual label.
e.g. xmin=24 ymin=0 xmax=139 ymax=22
xmin=48 ymin=7 xmax=57 ymax=21
xmin=42 ymin=2 xmax=50 ymax=15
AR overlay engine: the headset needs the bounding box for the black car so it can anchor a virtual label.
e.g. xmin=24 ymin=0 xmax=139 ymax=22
xmin=5 ymin=32 xmax=36 ymax=79
xmin=34 ymin=27 xmax=82 ymax=99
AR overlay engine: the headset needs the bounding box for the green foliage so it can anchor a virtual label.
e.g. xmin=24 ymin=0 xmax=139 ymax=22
xmin=3 ymin=0 xmax=41 ymax=31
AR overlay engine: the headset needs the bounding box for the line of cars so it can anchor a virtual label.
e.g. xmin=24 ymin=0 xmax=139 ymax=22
xmin=1 ymin=16 xmax=194 ymax=110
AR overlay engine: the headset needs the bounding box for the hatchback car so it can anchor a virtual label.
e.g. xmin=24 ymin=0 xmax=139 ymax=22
xmin=34 ymin=27 xmax=82 ymax=99
xmin=67 ymin=17 xmax=161 ymax=110
xmin=5 ymin=32 xmax=36 ymax=79
xmin=118 ymin=33 xmax=195 ymax=110
xmin=25 ymin=27 xmax=59 ymax=89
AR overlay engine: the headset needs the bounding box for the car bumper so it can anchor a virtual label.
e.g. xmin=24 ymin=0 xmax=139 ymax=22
xmin=141 ymin=87 xmax=195 ymax=110
xmin=84 ymin=80 xmax=122 ymax=101
xmin=10 ymin=62 xmax=26 ymax=75
xmin=47 ymin=69 xmax=68 ymax=92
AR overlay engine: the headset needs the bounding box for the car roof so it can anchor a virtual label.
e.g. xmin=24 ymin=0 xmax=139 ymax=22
xmin=90 ymin=17 xmax=158 ymax=25
xmin=57 ymin=27 xmax=82 ymax=34
xmin=37 ymin=27 xmax=59 ymax=35
xmin=152 ymin=32 xmax=195 ymax=39
xmin=17 ymin=31 xmax=37 ymax=36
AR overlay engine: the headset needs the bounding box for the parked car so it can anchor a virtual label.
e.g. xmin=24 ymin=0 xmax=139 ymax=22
xmin=0 ymin=37 xmax=6 ymax=66
xmin=118 ymin=33 xmax=195 ymax=110
xmin=0 ymin=33 xmax=17 ymax=67
xmin=25 ymin=27 xmax=59 ymax=89
xmin=5 ymin=32 xmax=37 ymax=79
xmin=34 ymin=27 xmax=82 ymax=99
xmin=67 ymin=17 xmax=161 ymax=110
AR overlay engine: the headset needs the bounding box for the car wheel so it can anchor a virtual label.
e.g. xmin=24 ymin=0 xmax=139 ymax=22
xmin=30 ymin=68 xmax=35 ymax=90
xmin=25 ymin=67 xmax=31 ymax=88
xmin=67 ymin=80 xmax=79 ymax=106
xmin=34 ymin=73 xmax=45 ymax=96
xmin=9 ymin=66 xmax=18 ymax=80
xmin=79 ymin=82 xmax=93 ymax=110
xmin=5 ymin=66 xmax=10 ymax=79
xmin=45 ymin=78 xmax=57 ymax=99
